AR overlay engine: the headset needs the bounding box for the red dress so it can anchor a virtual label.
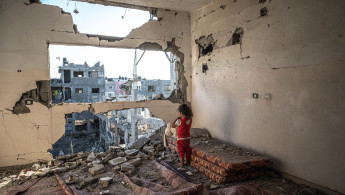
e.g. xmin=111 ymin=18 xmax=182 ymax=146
xmin=177 ymin=117 xmax=192 ymax=161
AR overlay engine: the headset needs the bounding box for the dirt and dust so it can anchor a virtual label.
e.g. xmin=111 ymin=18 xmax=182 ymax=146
xmin=0 ymin=132 xmax=326 ymax=195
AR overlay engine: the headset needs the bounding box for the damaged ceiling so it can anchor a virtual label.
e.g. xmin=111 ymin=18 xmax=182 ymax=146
xmin=75 ymin=0 xmax=214 ymax=12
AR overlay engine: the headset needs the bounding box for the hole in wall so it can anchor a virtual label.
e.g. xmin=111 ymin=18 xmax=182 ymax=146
xmin=227 ymin=28 xmax=244 ymax=46
xmin=260 ymin=7 xmax=268 ymax=17
xmin=49 ymin=45 xmax=177 ymax=104
xmin=259 ymin=0 xmax=266 ymax=3
xmin=12 ymin=81 xmax=51 ymax=114
xmin=49 ymin=108 xmax=165 ymax=158
xmin=195 ymin=34 xmax=216 ymax=58
xmin=41 ymin=0 xmax=150 ymax=37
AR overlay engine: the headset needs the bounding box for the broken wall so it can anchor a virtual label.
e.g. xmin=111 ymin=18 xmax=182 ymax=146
xmin=0 ymin=0 xmax=191 ymax=167
xmin=191 ymin=0 xmax=345 ymax=194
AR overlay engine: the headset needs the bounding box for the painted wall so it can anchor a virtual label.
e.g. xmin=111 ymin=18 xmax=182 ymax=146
xmin=191 ymin=0 xmax=345 ymax=193
xmin=0 ymin=0 xmax=191 ymax=167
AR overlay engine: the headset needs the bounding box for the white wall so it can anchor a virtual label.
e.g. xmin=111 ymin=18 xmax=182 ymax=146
xmin=191 ymin=0 xmax=345 ymax=193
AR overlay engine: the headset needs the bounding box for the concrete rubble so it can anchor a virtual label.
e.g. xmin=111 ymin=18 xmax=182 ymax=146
xmin=0 ymin=130 xmax=326 ymax=195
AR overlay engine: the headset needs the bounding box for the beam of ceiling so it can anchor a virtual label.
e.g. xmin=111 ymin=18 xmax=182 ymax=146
xmin=76 ymin=0 xmax=214 ymax=12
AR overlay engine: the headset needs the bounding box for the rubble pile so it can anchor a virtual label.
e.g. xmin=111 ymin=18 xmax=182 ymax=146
xmin=0 ymin=131 xmax=180 ymax=194
xmin=0 ymin=130 xmax=326 ymax=195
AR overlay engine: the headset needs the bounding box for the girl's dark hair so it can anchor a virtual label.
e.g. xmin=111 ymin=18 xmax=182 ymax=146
xmin=178 ymin=104 xmax=193 ymax=118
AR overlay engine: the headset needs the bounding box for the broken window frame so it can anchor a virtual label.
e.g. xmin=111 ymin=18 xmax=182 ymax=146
xmin=148 ymin=85 xmax=155 ymax=92
xmin=75 ymin=88 xmax=84 ymax=94
xmin=73 ymin=71 xmax=84 ymax=78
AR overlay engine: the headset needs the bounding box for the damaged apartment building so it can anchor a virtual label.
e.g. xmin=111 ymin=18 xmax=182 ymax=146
xmin=0 ymin=0 xmax=345 ymax=195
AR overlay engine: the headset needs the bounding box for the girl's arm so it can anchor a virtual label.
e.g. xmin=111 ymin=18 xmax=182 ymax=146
xmin=171 ymin=117 xmax=181 ymax=128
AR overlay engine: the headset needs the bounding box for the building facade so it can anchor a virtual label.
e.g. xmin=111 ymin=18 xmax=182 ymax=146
xmin=51 ymin=58 xmax=105 ymax=103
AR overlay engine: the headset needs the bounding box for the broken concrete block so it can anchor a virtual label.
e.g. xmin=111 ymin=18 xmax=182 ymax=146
xmin=121 ymin=163 xmax=135 ymax=173
xmin=17 ymin=170 xmax=35 ymax=180
xmin=112 ymin=166 xmax=121 ymax=173
xmin=88 ymin=164 xmax=105 ymax=176
xmin=51 ymin=167 xmax=68 ymax=174
xmin=99 ymin=177 xmax=113 ymax=188
xmin=32 ymin=163 xmax=41 ymax=171
xmin=130 ymin=137 xmax=150 ymax=150
xmin=96 ymin=152 xmax=106 ymax=158
xmin=108 ymin=157 xmax=127 ymax=167
xmin=151 ymin=139 xmax=161 ymax=147
xmin=209 ymin=184 xmax=219 ymax=189
xmin=77 ymin=176 xmax=98 ymax=190
xmin=125 ymin=149 xmax=139 ymax=157
xmin=92 ymin=159 xmax=101 ymax=166
xmin=117 ymin=151 xmax=125 ymax=157
xmin=126 ymin=158 xmax=141 ymax=167
xmin=101 ymin=153 xmax=114 ymax=164
xmin=186 ymin=171 xmax=193 ymax=176
xmin=100 ymin=190 xmax=110 ymax=194
xmin=138 ymin=152 xmax=149 ymax=160
xmin=52 ymin=159 xmax=65 ymax=167
xmin=142 ymin=146 xmax=155 ymax=156
xmin=35 ymin=168 xmax=50 ymax=177
xmin=87 ymin=152 xmax=97 ymax=162
xmin=64 ymin=162 xmax=77 ymax=167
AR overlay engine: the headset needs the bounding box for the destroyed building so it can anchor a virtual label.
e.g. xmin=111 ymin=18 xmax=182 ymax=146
xmin=0 ymin=0 xmax=345 ymax=195
xmin=51 ymin=58 xmax=106 ymax=103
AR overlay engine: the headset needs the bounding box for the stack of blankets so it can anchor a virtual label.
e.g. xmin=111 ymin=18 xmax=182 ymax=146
xmin=167 ymin=129 xmax=273 ymax=183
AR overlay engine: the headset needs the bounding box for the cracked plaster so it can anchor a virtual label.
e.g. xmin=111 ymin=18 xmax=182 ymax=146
xmin=191 ymin=0 xmax=345 ymax=194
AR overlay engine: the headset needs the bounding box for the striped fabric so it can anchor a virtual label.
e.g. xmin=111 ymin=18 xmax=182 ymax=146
xmin=167 ymin=137 xmax=272 ymax=184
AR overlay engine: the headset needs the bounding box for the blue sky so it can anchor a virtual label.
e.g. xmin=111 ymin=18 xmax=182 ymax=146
xmin=42 ymin=0 xmax=171 ymax=80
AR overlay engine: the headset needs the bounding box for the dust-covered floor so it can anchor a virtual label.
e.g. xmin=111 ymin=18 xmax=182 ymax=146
xmin=0 ymin=133 xmax=326 ymax=195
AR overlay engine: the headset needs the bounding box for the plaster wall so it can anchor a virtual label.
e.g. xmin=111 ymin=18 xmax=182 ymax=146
xmin=191 ymin=0 xmax=345 ymax=193
xmin=0 ymin=0 xmax=190 ymax=167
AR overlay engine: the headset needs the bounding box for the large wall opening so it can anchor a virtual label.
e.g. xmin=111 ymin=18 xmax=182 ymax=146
xmin=49 ymin=44 xmax=177 ymax=104
xmin=49 ymin=108 xmax=165 ymax=158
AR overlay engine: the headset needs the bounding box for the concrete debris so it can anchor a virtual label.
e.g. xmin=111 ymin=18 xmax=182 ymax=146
xmin=0 ymin=131 xmax=323 ymax=195
xmin=112 ymin=166 xmax=121 ymax=172
xmin=99 ymin=177 xmax=113 ymax=188
xmin=100 ymin=190 xmax=110 ymax=194
xmin=117 ymin=151 xmax=125 ymax=157
xmin=126 ymin=158 xmax=141 ymax=167
xmin=142 ymin=145 xmax=155 ymax=156
xmin=92 ymin=159 xmax=101 ymax=166
xmin=108 ymin=157 xmax=127 ymax=167
xmin=130 ymin=137 xmax=150 ymax=150
xmin=88 ymin=164 xmax=105 ymax=176
xmin=125 ymin=149 xmax=139 ymax=157
xmin=121 ymin=163 xmax=135 ymax=174
xmin=17 ymin=170 xmax=35 ymax=180
xmin=31 ymin=163 xmax=41 ymax=171
xmin=87 ymin=152 xmax=97 ymax=162
xmin=186 ymin=171 xmax=193 ymax=176
xmin=101 ymin=153 xmax=114 ymax=164
xmin=35 ymin=167 xmax=50 ymax=177
xmin=210 ymin=184 xmax=220 ymax=189
xmin=77 ymin=176 xmax=98 ymax=190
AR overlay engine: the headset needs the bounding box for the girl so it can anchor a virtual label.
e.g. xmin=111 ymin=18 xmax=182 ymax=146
xmin=172 ymin=104 xmax=193 ymax=168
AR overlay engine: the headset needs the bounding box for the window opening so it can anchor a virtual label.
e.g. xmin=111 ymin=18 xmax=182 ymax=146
xmin=92 ymin=88 xmax=100 ymax=93
xmin=75 ymin=88 xmax=83 ymax=94
xmin=50 ymin=108 xmax=165 ymax=157
xmin=73 ymin=71 xmax=84 ymax=77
